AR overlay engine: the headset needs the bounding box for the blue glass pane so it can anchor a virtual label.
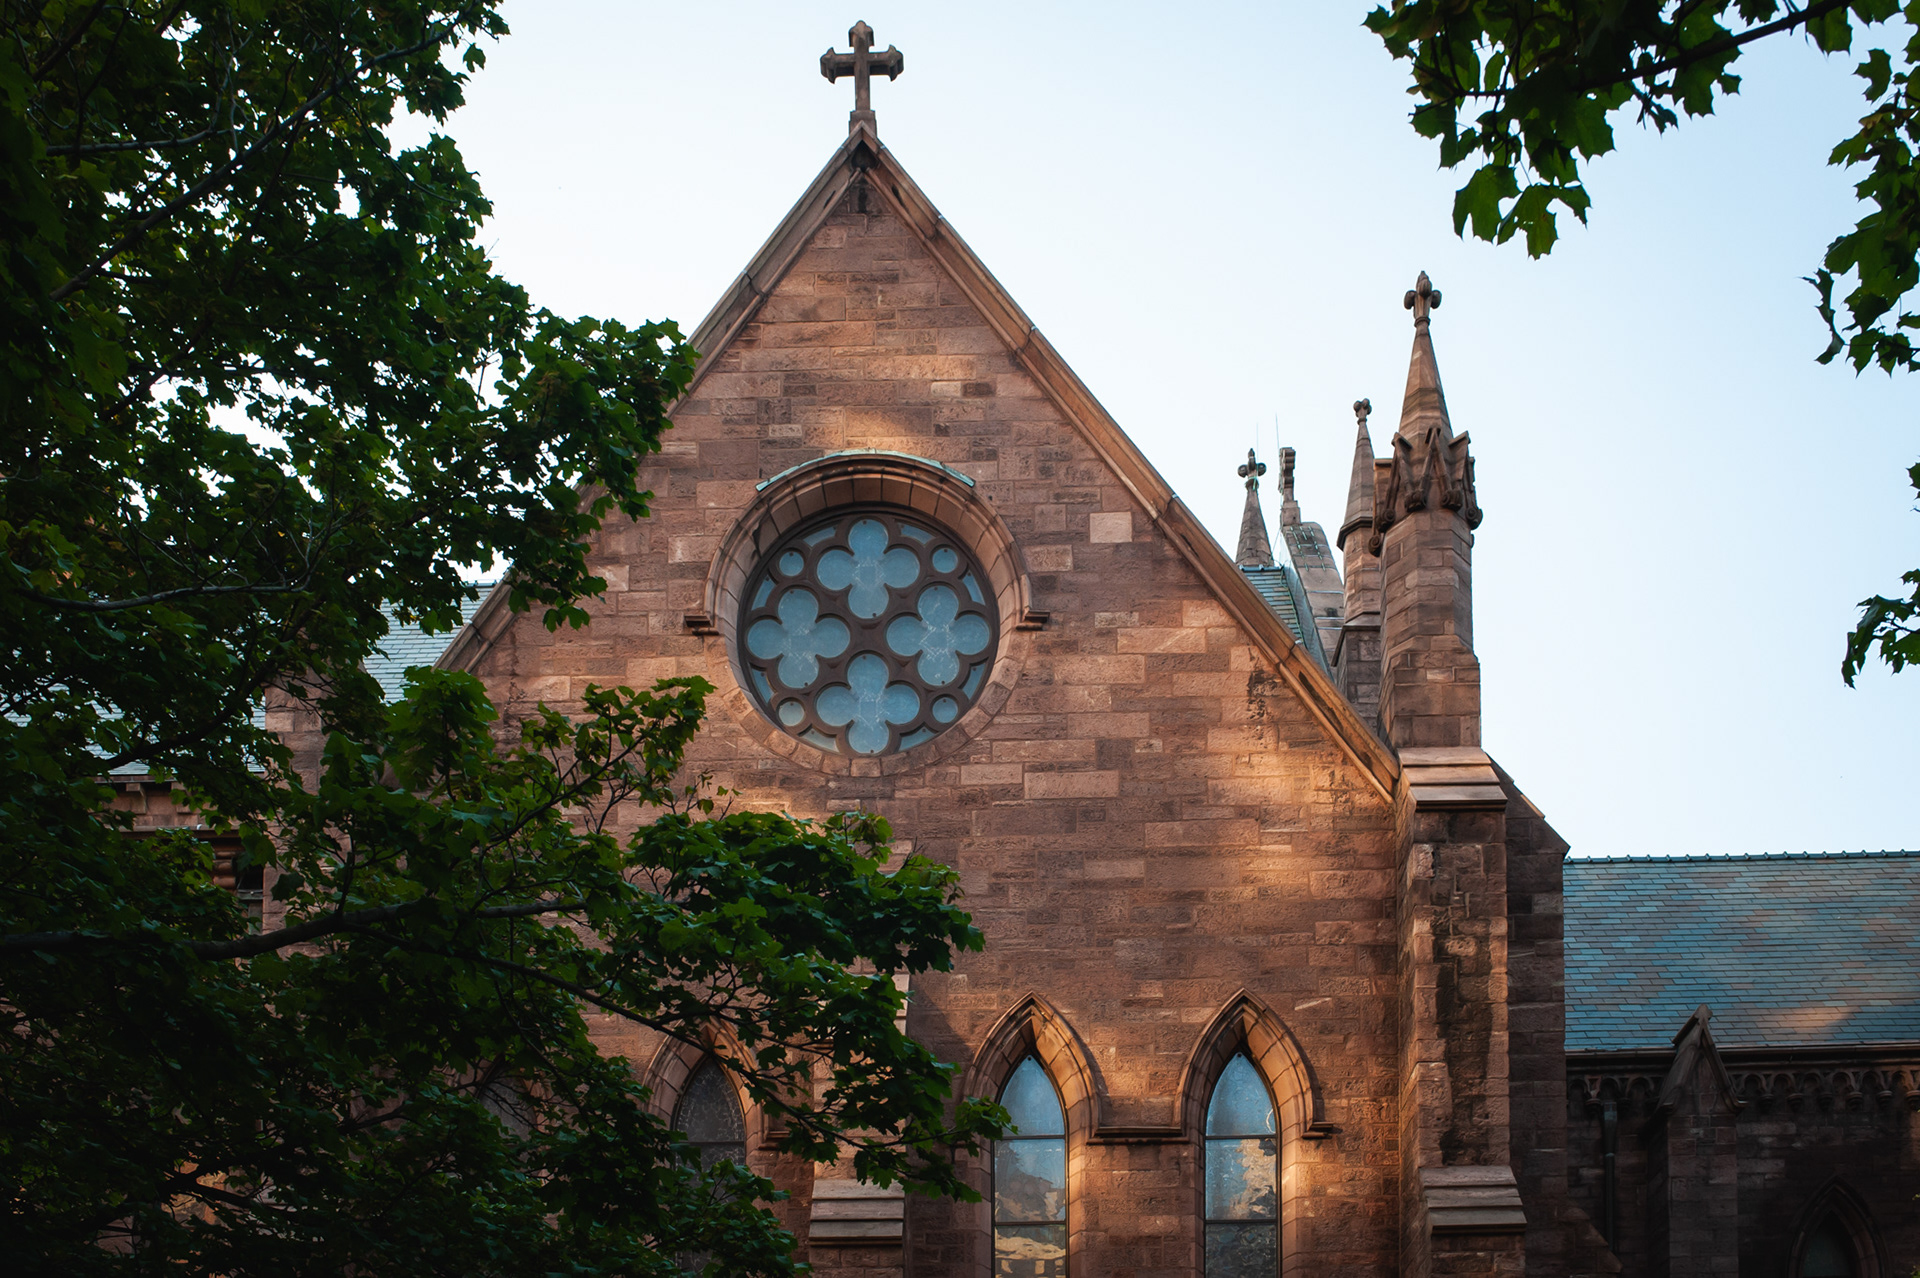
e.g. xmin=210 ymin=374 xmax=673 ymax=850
xmin=816 ymin=652 xmax=919 ymax=754
xmin=962 ymin=572 xmax=984 ymax=604
xmin=1206 ymin=1054 xmax=1274 ymax=1136
xmin=801 ymin=728 xmax=838 ymax=752
xmin=1205 ymin=1137 xmax=1277 ymax=1219
xmin=745 ymin=588 xmax=848 ymax=690
xmin=964 ymin=663 xmax=986 ymax=697
xmin=899 ymin=524 xmax=933 ymax=543
xmin=777 ymin=550 xmax=804 ymax=576
xmin=1205 ymin=1222 xmax=1276 ymax=1278
xmin=932 ymin=696 xmax=959 ymax=724
xmin=931 ymin=546 xmax=958 ymax=572
xmin=777 ymin=700 xmax=804 ymax=727
xmin=752 ymin=577 xmax=773 ymax=608
xmin=886 ymin=584 xmax=992 ymax=686
xmin=899 ymin=727 xmax=935 ymax=750
xmin=995 ymin=1224 xmax=1066 ymax=1278
xmin=1000 ymin=1057 xmax=1065 ymax=1135
xmin=817 ymin=518 xmax=920 ymax=618
xmin=994 ymin=1137 xmax=1066 ymax=1222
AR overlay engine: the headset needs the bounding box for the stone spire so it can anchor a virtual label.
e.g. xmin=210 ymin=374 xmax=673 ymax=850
xmin=1373 ymin=272 xmax=1480 ymax=552
xmin=1398 ymin=271 xmax=1451 ymax=441
xmin=1337 ymin=398 xmax=1377 ymax=552
xmin=1335 ymin=399 xmax=1383 ymax=731
xmin=1374 ymin=273 xmax=1483 ymax=750
xmin=1234 ymin=449 xmax=1274 ymax=568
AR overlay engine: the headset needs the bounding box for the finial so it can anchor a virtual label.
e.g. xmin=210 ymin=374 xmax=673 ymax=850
xmin=821 ymin=20 xmax=904 ymax=135
xmin=1403 ymin=272 xmax=1441 ymax=326
xmin=1237 ymin=447 xmax=1267 ymax=491
xmin=1354 ymin=398 xmax=1372 ymax=425
xmin=1279 ymin=447 xmax=1296 ymax=503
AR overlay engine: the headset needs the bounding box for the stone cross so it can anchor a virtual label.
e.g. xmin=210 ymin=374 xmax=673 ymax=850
xmin=1237 ymin=448 xmax=1266 ymax=492
xmin=1403 ymin=271 xmax=1442 ymax=324
xmin=820 ymin=21 xmax=904 ymax=133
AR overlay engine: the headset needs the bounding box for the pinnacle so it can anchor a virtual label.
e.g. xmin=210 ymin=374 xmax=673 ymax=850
xmin=1234 ymin=448 xmax=1274 ymax=568
xmin=1399 ymin=272 xmax=1452 ymax=442
xmin=1337 ymin=399 xmax=1376 ymax=550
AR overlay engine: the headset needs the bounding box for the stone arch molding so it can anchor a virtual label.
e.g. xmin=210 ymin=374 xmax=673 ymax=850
xmin=638 ymin=1025 xmax=779 ymax=1149
xmin=1177 ymin=990 xmax=1339 ymax=1143
xmin=962 ymin=992 xmax=1102 ymax=1140
xmin=1790 ymin=1177 xmax=1884 ymax=1278
xmin=963 ymin=990 xmax=1336 ymax=1144
xmin=693 ymin=449 xmax=1044 ymax=774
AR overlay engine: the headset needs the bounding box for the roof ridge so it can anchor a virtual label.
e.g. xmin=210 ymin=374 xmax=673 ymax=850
xmin=1568 ymin=849 xmax=1920 ymax=864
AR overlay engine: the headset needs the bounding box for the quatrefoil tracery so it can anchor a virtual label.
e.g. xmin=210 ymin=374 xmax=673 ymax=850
xmin=737 ymin=510 xmax=1000 ymax=756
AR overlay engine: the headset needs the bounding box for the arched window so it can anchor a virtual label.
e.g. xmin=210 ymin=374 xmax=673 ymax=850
xmin=1204 ymin=1053 xmax=1277 ymax=1278
xmin=674 ymin=1057 xmax=746 ymax=1171
xmin=1800 ymin=1220 xmax=1857 ymax=1278
xmin=994 ymin=1056 xmax=1067 ymax=1278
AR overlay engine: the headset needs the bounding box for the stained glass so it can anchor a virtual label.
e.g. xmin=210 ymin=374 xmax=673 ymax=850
xmin=995 ymin=1057 xmax=1068 ymax=1278
xmin=1205 ymin=1223 xmax=1276 ymax=1278
xmin=738 ymin=509 xmax=999 ymax=755
xmin=675 ymin=1058 xmax=746 ymax=1173
xmin=995 ymin=1224 xmax=1067 ymax=1278
xmin=1803 ymin=1223 xmax=1854 ymax=1278
xmin=1205 ymin=1054 xmax=1277 ymax=1278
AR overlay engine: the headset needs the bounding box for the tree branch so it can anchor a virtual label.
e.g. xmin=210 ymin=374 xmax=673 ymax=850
xmin=0 ymin=896 xmax=581 ymax=959
xmin=48 ymin=13 xmax=475 ymax=305
xmin=45 ymin=126 xmax=226 ymax=157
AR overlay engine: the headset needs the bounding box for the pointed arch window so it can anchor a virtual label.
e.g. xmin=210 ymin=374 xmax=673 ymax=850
xmin=674 ymin=1057 xmax=746 ymax=1171
xmin=1801 ymin=1222 xmax=1856 ymax=1278
xmin=1204 ymin=1053 xmax=1277 ymax=1278
xmin=994 ymin=1056 xmax=1067 ymax=1278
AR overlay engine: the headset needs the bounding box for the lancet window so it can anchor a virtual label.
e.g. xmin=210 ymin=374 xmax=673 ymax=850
xmin=674 ymin=1057 xmax=747 ymax=1171
xmin=1203 ymin=1052 xmax=1278 ymax=1278
xmin=993 ymin=1056 xmax=1067 ymax=1278
xmin=1799 ymin=1220 xmax=1858 ymax=1278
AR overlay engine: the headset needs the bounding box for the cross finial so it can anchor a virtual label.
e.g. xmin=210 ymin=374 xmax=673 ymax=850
xmin=1403 ymin=271 xmax=1442 ymax=326
xmin=1237 ymin=447 xmax=1267 ymax=491
xmin=821 ymin=20 xmax=904 ymax=134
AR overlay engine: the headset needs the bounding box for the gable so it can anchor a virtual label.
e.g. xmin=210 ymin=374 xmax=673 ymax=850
xmin=442 ymin=125 xmax=1395 ymax=800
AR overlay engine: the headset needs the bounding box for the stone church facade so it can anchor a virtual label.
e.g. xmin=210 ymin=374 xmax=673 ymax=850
xmin=191 ymin=38 xmax=1917 ymax=1278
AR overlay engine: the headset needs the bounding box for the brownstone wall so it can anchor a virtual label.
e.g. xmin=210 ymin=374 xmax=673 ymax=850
xmin=457 ymin=183 xmax=1409 ymax=1276
xmin=1566 ymin=1072 xmax=1920 ymax=1277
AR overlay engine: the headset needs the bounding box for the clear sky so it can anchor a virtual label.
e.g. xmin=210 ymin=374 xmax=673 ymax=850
xmin=429 ymin=1 xmax=1917 ymax=858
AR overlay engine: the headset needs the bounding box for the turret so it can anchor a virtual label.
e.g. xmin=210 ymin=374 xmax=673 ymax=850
xmin=1335 ymin=400 xmax=1384 ymax=731
xmin=1373 ymin=272 xmax=1483 ymax=749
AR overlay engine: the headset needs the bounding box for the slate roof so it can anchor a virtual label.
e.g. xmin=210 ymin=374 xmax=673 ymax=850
xmin=366 ymin=593 xmax=488 ymax=702
xmin=1565 ymin=850 xmax=1920 ymax=1051
xmin=1239 ymin=565 xmax=1330 ymax=671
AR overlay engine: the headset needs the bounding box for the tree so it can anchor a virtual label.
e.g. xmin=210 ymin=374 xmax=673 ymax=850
xmin=0 ymin=4 xmax=1001 ymax=1273
xmin=1365 ymin=0 xmax=1920 ymax=683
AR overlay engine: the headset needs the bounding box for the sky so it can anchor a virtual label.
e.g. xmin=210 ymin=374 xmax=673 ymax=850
xmin=426 ymin=2 xmax=1917 ymax=859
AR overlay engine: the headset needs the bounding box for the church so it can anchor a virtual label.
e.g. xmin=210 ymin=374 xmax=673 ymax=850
xmin=313 ymin=24 xmax=1920 ymax=1278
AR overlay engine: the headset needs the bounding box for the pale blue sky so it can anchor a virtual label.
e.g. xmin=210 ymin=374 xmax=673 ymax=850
xmin=434 ymin=2 xmax=1917 ymax=857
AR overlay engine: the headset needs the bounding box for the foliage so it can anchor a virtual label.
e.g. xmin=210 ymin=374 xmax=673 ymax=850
xmin=1364 ymin=0 xmax=1920 ymax=678
xmin=0 ymin=3 xmax=1001 ymax=1273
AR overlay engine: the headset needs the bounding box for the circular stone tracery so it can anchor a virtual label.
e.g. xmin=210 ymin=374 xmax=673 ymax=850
xmin=738 ymin=509 xmax=999 ymax=756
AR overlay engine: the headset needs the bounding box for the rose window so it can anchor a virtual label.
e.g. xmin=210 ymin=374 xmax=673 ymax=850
xmin=739 ymin=511 xmax=999 ymax=755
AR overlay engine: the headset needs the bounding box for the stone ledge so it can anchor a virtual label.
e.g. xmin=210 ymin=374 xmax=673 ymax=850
xmin=1419 ymin=1165 xmax=1527 ymax=1235
xmin=809 ymin=1178 xmax=906 ymax=1244
xmin=1401 ymin=747 xmax=1507 ymax=810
